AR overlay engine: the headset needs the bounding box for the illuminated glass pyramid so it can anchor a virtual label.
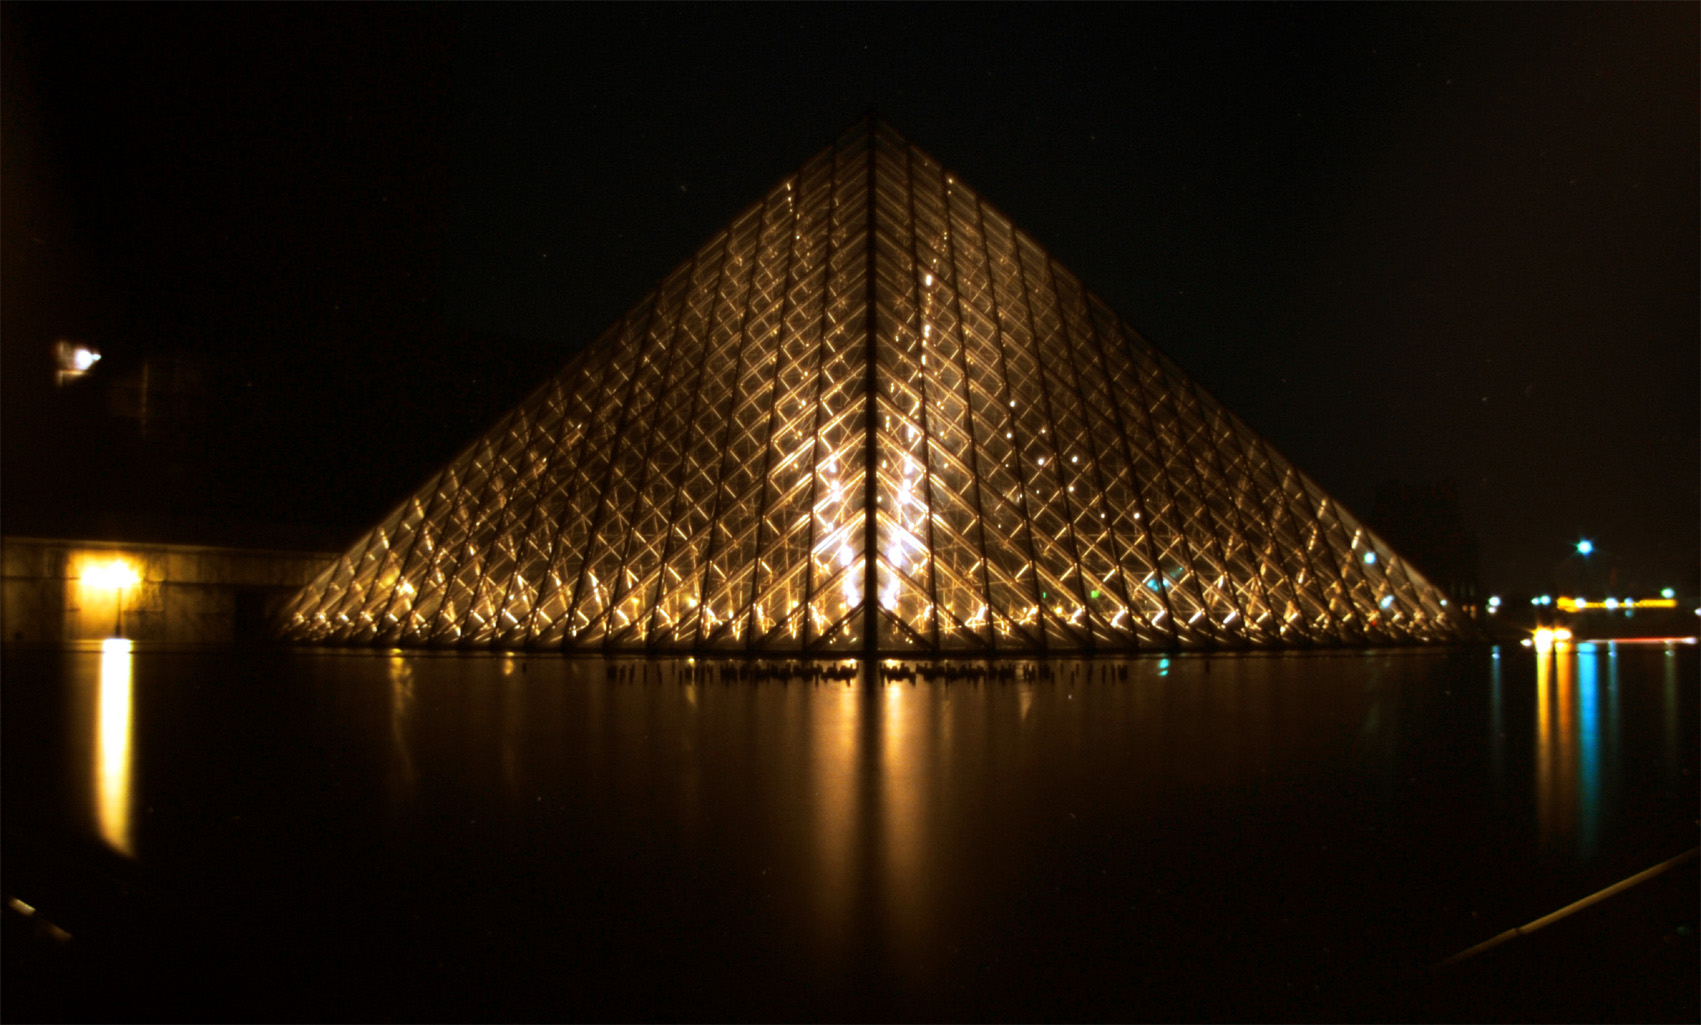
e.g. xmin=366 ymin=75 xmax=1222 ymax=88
xmin=282 ymin=119 xmax=1459 ymax=653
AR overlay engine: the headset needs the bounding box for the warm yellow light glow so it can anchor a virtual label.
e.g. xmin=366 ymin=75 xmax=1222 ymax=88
xmin=84 ymin=560 xmax=141 ymax=591
xmin=55 ymin=340 xmax=102 ymax=384
xmin=1562 ymin=596 xmax=1676 ymax=611
xmin=96 ymin=639 xmax=136 ymax=857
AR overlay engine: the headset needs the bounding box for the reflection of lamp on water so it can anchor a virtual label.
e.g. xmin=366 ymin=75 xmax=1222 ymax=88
xmin=84 ymin=560 xmax=141 ymax=637
xmin=96 ymin=636 xmax=136 ymax=856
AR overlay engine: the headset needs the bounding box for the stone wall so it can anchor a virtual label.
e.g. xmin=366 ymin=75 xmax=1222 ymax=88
xmin=2 ymin=537 xmax=335 ymax=645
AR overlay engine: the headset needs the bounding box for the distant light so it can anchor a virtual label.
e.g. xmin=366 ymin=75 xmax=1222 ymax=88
xmin=1576 ymin=539 xmax=1593 ymax=556
xmin=54 ymin=340 xmax=101 ymax=385
xmin=1488 ymin=596 xmax=1501 ymax=608
xmin=1379 ymin=596 xmax=1394 ymax=609
xmin=1567 ymin=596 xmax=1675 ymax=611
xmin=1363 ymin=552 xmax=1377 ymax=565
xmin=1090 ymin=589 xmax=1100 ymax=599
xmin=1554 ymin=627 xmax=1572 ymax=642
xmin=1662 ymin=588 xmax=1676 ymax=599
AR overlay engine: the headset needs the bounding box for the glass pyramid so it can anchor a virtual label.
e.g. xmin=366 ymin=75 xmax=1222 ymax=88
xmin=282 ymin=119 xmax=1460 ymax=654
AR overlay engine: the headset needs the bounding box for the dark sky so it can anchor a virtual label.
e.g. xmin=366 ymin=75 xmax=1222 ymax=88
xmin=4 ymin=4 xmax=1695 ymax=597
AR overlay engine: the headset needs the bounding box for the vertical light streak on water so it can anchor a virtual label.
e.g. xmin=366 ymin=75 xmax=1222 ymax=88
xmin=96 ymin=639 xmax=136 ymax=857
xmin=880 ymin=677 xmax=926 ymax=975
xmin=387 ymin=654 xmax=417 ymax=811
xmin=1489 ymin=649 xmax=1504 ymax=800
xmin=811 ymin=671 xmax=859 ymax=960
xmin=1663 ymin=647 xmax=1679 ymax=774
xmin=1535 ymin=650 xmax=1554 ymax=842
xmin=1607 ymin=644 xmax=1622 ymax=840
xmin=1555 ymin=648 xmax=1577 ymax=845
xmin=1576 ymin=649 xmax=1601 ymax=861
xmin=1607 ymin=644 xmax=1622 ymax=751
xmin=500 ymin=659 xmax=524 ymax=798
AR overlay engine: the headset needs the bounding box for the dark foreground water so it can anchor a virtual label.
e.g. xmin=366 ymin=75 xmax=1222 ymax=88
xmin=4 ymin=643 xmax=1697 ymax=1021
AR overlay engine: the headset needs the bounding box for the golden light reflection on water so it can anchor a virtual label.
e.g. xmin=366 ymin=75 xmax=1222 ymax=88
xmin=36 ymin=646 xmax=1683 ymax=1012
xmin=1534 ymin=645 xmax=1619 ymax=857
xmin=388 ymin=654 xmax=417 ymax=807
xmin=95 ymin=638 xmax=136 ymax=857
xmin=880 ymin=679 xmax=926 ymax=964
xmin=810 ymin=675 xmax=860 ymax=957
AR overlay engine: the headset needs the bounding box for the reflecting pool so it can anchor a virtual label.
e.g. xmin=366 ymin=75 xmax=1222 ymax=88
xmin=3 ymin=644 xmax=1696 ymax=1020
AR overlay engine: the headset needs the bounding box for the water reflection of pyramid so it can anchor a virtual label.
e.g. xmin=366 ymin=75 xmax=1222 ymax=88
xmin=282 ymin=119 xmax=1459 ymax=654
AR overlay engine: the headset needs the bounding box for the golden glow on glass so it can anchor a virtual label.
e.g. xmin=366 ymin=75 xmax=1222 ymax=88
xmin=280 ymin=120 xmax=1457 ymax=653
xmin=95 ymin=638 xmax=136 ymax=857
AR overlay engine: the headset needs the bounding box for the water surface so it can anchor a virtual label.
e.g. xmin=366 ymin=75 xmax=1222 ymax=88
xmin=4 ymin=644 xmax=1695 ymax=1019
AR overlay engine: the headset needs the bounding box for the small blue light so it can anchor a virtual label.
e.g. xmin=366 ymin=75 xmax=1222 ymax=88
xmin=1379 ymin=596 xmax=1394 ymax=609
xmin=1488 ymin=596 xmax=1501 ymax=608
xmin=1363 ymin=552 xmax=1377 ymax=564
xmin=1662 ymin=588 xmax=1676 ymax=599
xmin=1576 ymin=539 xmax=1593 ymax=555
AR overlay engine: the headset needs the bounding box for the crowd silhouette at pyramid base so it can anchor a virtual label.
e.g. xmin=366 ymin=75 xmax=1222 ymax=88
xmin=282 ymin=120 xmax=1461 ymax=654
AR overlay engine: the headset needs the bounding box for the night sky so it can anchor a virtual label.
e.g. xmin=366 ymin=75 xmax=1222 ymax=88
xmin=4 ymin=4 xmax=1695 ymax=598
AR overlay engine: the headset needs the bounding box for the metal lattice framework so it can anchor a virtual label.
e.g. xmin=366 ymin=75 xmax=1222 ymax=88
xmin=282 ymin=120 xmax=1459 ymax=654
